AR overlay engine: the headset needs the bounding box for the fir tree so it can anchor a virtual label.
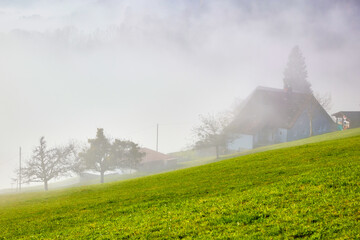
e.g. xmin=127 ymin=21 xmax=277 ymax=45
xmin=81 ymin=128 xmax=114 ymax=183
xmin=283 ymin=46 xmax=312 ymax=93
xmin=80 ymin=129 xmax=144 ymax=183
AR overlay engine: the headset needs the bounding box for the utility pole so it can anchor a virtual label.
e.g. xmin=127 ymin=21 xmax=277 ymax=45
xmin=19 ymin=147 xmax=21 ymax=192
xmin=156 ymin=124 xmax=159 ymax=152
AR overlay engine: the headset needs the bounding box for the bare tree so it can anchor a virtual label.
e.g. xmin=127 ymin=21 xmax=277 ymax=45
xmin=22 ymin=137 xmax=72 ymax=191
xmin=63 ymin=142 xmax=88 ymax=179
xmin=12 ymin=170 xmax=26 ymax=191
xmin=305 ymin=92 xmax=333 ymax=137
xmin=314 ymin=92 xmax=332 ymax=113
xmin=193 ymin=113 xmax=231 ymax=159
xmin=230 ymin=97 xmax=245 ymax=118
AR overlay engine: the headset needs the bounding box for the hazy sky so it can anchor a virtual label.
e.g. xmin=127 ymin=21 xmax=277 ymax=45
xmin=1 ymin=0 xmax=360 ymax=189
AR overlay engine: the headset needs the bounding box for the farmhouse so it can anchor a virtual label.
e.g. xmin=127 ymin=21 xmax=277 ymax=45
xmin=227 ymin=86 xmax=336 ymax=151
xmin=332 ymin=111 xmax=360 ymax=130
xmin=139 ymin=148 xmax=177 ymax=171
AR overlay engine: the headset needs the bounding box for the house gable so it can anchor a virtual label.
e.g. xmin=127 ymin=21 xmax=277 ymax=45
xmin=228 ymin=86 xmax=335 ymax=150
xmin=228 ymin=86 xmax=310 ymax=135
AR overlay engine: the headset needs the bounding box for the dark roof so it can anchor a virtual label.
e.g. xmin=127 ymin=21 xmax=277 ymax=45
xmin=332 ymin=111 xmax=360 ymax=128
xmin=228 ymin=86 xmax=329 ymax=134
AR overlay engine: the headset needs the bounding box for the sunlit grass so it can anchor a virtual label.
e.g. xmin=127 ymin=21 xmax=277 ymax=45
xmin=180 ymin=128 xmax=360 ymax=168
xmin=0 ymin=129 xmax=359 ymax=239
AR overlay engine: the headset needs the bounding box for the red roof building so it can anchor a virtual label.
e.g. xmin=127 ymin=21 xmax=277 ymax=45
xmin=139 ymin=148 xmax=177 ymax=171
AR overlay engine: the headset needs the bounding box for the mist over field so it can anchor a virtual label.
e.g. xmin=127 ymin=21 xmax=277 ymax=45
xmin=0 ymin=0 xmax=360 ymax=189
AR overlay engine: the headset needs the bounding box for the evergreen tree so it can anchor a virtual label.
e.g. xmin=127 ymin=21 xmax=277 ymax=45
xmin=80 ymin=128 xmax=144 ymax=183
xmin=283 ymin=46 xmax=333 ymax=137
xmin=113 ymin=140 xmax=144 ymax=173
xmin=283 ymin=46 xmax=312 ymax=94
xmin=125 ymin=141 xmax=144 ymax=172
xmin=81 ymin=128 xmax=114 ymax=183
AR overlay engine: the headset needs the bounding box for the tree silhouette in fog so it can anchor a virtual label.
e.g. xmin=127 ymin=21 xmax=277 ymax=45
xmin=193 ymin=113 xmax=230 ymax=159
xmin=283 ymin=46 xmax=312 ymax=94
xmin=80 ymin=128 xmax=114 ymax=183
xmin=80 ymin=128 xmax=144 ymax=183
xmin=22 ymin=137 xmax=72 ymax=191
xmin=283 ymin=46 xmax=332 ymax=136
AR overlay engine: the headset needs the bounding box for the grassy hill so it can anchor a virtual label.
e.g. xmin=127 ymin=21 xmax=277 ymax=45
xmin=179 ymin=128 xmax=360 ymax=168
xmin=1 ymin=129 xmax=360 ymax=239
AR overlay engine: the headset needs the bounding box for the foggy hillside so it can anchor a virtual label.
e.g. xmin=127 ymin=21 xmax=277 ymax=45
xmin=0 ymin=0 xmax=360 ymax=189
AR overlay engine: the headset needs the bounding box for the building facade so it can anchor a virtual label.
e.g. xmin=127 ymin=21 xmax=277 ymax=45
xmin=227 ymin=86 xmax=336 ymax=151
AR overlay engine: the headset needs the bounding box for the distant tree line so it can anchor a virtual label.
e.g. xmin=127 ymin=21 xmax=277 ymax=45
xmin=16 ymin=128 xmax=144 ymax=191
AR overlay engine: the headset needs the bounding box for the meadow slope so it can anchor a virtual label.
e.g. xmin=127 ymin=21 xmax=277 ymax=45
xmin=0 ymin=130 xmax=360 ymax=239
xmin=179 ymin=128 xmax=360 ymax=168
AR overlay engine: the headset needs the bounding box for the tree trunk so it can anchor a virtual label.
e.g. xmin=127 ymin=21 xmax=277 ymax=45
xmin=307 ymin=97 xmax=314 ymax=137
xmin=307 ymin=108 xmax=313 ymax=137
xmin=100 ymin=171 xmax=104 ymax=184
xmin=44 ymin=180 xmax=48 ymax=191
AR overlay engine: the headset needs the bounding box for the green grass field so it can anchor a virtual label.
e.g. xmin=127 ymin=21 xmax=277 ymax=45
xmin=1 ymin=129 xmax=360 ymax=239
xmin=179 ymin=128 xmax=360 ymax=168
